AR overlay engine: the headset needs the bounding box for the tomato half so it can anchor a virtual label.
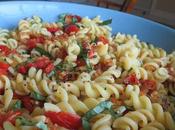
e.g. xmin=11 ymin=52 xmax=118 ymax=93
xmin=45 ymin=111 xmax=81 ymax=130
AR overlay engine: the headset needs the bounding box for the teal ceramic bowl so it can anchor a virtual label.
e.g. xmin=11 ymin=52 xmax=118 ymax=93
xmin=0 ymin=1 xmax=174 ymax=52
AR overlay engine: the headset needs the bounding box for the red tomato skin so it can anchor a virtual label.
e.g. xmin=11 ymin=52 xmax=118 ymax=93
xmin=5 ymin=110 xmax=22 ymax=124
xmin=44 ymin=63 xmax=54 ymax=74
xmin=74 ymin=15 xmax=82 ymax=22
xmin=124 ymin=73 xmax=140 ymax=85
xmin=0 ymin=62 xmax=9 ymax=70
xmin=21 ymin=96 xmax=34 ymax=113
xmin=0 ymin=45 xmax=11 ymax=56
xmin=47 ymin=27 xmax=60 ymax=33
xmin=45 ymin=111 xmax=81 ymax=130
xmin=64 ymin=24 xmax=79 ymax=35
xmin=88 ymin=49 xmax=95 ymax=59
xmin=18 ymin=65 xmax=27 ymax=74
xmin=26 ymin=63 xmax=36 ymax=69
xmin=27 ymin=37 xmax=44 ymax=50
xmin=27 ymin=38 xmax=37 ymax=50
xmin=98 ymin=36 xmax=109 ymax=44
xmin=0 ymin=110 xmax=22 ymax=127
xmin=34 ymin=57 xmax=51 ymax=69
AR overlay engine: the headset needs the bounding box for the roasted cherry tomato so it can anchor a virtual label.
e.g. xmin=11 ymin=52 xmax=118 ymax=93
xmin=64 ymin=24 xmax=79 ymax=35
xmin=45 ymin=111 xmax=81 ymax=130
xmin=34 ymin=57 xmax=51 ymax=69
xmin=123 ymin=73 xmax=140 ymax=85
xmin=0 ymin=45 xmax=11 ymax=56
xmin=18 ymin=65 xmax=27 ymax=74
xmin=44 ymin=63 xmax=54 ymax=74
xmin=27 ymin=37 xmax=44 ymax=50
xmin=140 ymin=79 xmax=157 ymax=94
xmin=0 ymin=62 xmax=9 ymax=75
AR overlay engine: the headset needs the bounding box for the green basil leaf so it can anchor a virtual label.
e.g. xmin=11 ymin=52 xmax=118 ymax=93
xmin=55 ymin=64 xmax=64 ymax=71
xmin=36 ymin=121 xmax=48 ymax=130
xmin=30 ymin=91 xmax=46 ymax=101
xmin=99 ymin=19 xmax=112 ymax=26
xmin=82 ymin=101 xmax=113 ymax=130
xmin=82 ymin=117 xmax=91 ymax=130
xmin=12 ymin=100 xmax=22 ymax=110
xmin=16 ymin=116 xmax=36 ymax=126
xmin=58 ymin=13 xmax=67 ymax=24
xmin=35 ymin=47 xmax=52 ymax=58
xmin=84 ymin=56 xmax=93 ymax=72
xmin=72 ymin=17 xmax=78 ymax=23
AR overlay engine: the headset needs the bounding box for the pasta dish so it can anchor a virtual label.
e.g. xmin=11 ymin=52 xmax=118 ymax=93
xmin=0 ymin=14 xmax=174 ymax=130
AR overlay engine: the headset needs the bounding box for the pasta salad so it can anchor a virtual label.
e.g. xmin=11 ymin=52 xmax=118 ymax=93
xmin=0 ymin=14 xmax=175 ymax=130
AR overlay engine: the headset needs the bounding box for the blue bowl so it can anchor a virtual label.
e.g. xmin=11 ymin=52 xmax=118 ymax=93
xmin=0 ymin=1 xmax=174 ymax=52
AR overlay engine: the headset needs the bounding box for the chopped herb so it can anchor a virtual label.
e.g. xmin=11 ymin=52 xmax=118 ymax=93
xmin=82 ymin=101 xmax=112 ymax=130
xmin=78 ymin=43 xmax=93 ymax=72
xmin=55 ymin=64 xmax=64 ymax=71
xmin=36 ymin=121 xmax=48 ymax=130
xmin=99 ymin=19 xmax=112 ymax=26
xmin=12 ymin=100 xmax=22 ymax=110
xmin=82 ymin=101 xmax=126 ymax=130
xmin=16 ymin=116 xmax=36 ymax=126
xmin=72 ymin=17 xmax=78 ymax=23
xmin=16 ymin=117 xmax=48 ymax=130
xmin=58 ymin=13 xmax=67 ymax=24
xmin=30 ymin=91 xmax=46 ymax=101
xmin=35 ymin=47 xmax=52 ymax=58
xmin=84 ymin=55 xmax=93 ymax=72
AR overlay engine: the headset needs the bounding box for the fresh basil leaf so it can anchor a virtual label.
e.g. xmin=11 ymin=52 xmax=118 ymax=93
xmin=30 ymin=91 xmax=46 ymax=101
xmin=55 ymin=64 xmax=64 ymax=71
xmin=72 ymin=17 xmax=78 ymax=23
xmin=35 ymin=47 xmax=52 ymax=58
xmin=12 ymin=100 xmax=22 ymax=110
xmin=99 ymin=19 xmax=112 ymax=26
xmin=36 ymin=121 xmax=48 ymax=130
xmin=84 ymin=56 xmax=93 ymax=72
xmin=78 ymin=43 xmax=93 ymax=72
xmin=82 ymin=101 xmax=113 ymax=130
xmin=16 ymin=116 xmax=36 ymax=126
xmin=82 ymin=117 xmax=91 ymax=130
xmin=58 ymin=13 xmax=67 ymax=24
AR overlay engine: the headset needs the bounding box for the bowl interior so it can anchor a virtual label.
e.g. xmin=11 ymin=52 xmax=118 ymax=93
xmin=0 ymin=1 xmax=174 ymax=52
